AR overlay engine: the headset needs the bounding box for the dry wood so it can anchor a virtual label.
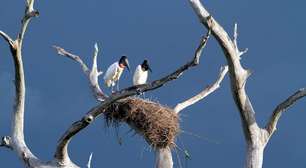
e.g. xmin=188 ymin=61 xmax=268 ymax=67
xmin=189 ymin=1 xmax=306 ymax=168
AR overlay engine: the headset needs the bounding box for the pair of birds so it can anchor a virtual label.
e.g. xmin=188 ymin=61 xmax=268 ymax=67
xmin=103 ymin=56 xmax=152 ymax=92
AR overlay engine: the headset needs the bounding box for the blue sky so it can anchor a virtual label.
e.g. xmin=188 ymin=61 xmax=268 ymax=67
xmin=1 ymin=0 xmax=306 ymax=167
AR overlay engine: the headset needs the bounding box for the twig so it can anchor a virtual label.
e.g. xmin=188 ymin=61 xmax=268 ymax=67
xmin=87 ymin=152 xmax=93 ymax=168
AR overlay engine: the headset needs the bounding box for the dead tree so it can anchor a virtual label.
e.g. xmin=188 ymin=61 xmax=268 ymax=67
xmin=0 ymin=1 xmax=228 ymax=167
xmin=188 ymin=0 xmax=306 ymax=168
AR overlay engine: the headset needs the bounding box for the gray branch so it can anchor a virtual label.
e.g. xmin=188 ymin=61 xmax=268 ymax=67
xmin=12 ymin=0 xmax=38 ymax=150
xmin=265 ymin=88 xmax=306 ymax=137
xmin=0 ymin=0 xmax=49 ymax=167
xmin=54 ymin=31 xmax=211 ymax=164
xmin=174 ymin=65 xmax=228 ymax=113
xmin=0 ymin=31 xmax=15 ymax=49
xmin=86 ymin=153 xmax=93 ymax=168
xmin=17 ymin=0 xmax=39 ymax=48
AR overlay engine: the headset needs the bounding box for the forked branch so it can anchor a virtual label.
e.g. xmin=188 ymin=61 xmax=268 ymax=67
xmin=189 ymin=0 xmax=306 ymax=140
xmin=17 ymin=0 xmax=39 ymax=47
xmin=189 ymin=1 xmax=305 ymax=168
xmin=53 ymin=43 xmax=106 ymax=101
xmin=189 ymin=0 xmax=257 ymax=142
xmin=0 ymin=0 xmax=44 ymax=167
xmin=54 ymin=31 xmax=211 ymax=164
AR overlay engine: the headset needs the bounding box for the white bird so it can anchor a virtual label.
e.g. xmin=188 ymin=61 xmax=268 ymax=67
xmin=133 ymin=59 xmax=152 ymax=86
xmin=104 ymin=56 xmax=130 ymax=92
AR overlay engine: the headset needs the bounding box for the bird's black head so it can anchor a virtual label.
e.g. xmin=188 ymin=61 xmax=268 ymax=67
xmin=119 ymin=55 xmax=130 ymax=71
xmin=141 ymin=59 xmax=152 ymax=72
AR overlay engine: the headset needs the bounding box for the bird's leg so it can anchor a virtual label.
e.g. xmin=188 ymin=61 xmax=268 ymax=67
xmin=111 ymin=84 xmax=114 ymax=93
xmin=136 ymin=87 xmax=142 ymax=95
xmin=116 ymin=80 xmax=120 ymax=91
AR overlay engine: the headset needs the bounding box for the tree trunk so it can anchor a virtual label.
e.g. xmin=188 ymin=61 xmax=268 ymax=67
xmin=188 ymin=0 xmax=306 ymax=168
xmin=246 ymin=143 xmax=264 ymax=168
xmin=155 ymin=148 xmax=173 ymax=168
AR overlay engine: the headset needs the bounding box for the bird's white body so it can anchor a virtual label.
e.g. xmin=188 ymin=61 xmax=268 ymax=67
xmin=104 ymin=62 xmax=124 ymax=87
xmin=133 ymin=65 xmax=148 ymax=85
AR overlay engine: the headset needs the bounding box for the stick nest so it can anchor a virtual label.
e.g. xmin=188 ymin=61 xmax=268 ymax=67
xmin=104 ymin=97 xmax=180 ymax=149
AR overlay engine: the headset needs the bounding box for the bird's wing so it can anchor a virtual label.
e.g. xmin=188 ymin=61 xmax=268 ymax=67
xmin=104 ymin=62 xmax=118 ymax=82
xmin=133 ymin=65 xmax=141 ymax=85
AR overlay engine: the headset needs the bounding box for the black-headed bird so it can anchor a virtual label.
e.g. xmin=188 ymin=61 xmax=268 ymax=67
xmin=104 ymin=56 xmax=130 ymax=92
xmin=133 ymin=59 xmax=152 ymax=86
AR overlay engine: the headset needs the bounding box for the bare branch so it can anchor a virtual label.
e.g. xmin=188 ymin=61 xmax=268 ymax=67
xmin=89 ymin=43 xmax=105 ymax=100
xmin=189 ymin=0 xmax=256 ymax=142
xmin=53 ymin=46 xmax=89 ymax=73
xmin=11 ymin=0 xmax=39 ymax=147
xmin=265 ymin=88 xmax=306 ymax=136
xmin=174 ymin=66 xmax=228 ymax=113
xmin=87 ymin=153 xmax=93 ymax=168
xmin=0 ymin=0 xmax=46 ymax=167
xmin=17 ymin=0 xmax=39 ymax=48
xmin=0 ymin=31 xmax=15 ymax=49
xmin=53 ymin=44 xmax=107 ymax=101
xmin=91 ymin=43 xmax=99 ymax=73
xmin=54 ymin=31 xmax=211 ymax=163
xmin=9 ymin=0 xmax=39 ymax=144
xmin=26 ymin=0 xmax=35 ymax=11
xmin=194 ymin=29 xmax=211 ymax=64
xmin=233 ymin=23 xmax=248 ymax=58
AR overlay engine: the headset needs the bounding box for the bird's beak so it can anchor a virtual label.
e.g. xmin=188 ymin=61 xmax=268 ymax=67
xmin=148 ymin=66 xmax=152 ymax=73
xmin=125 ymin=60 xmax=130 ymax=72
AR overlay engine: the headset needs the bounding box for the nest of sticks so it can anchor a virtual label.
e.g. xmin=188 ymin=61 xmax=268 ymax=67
xmin=104 ymin=97 xmax=180 ymax=149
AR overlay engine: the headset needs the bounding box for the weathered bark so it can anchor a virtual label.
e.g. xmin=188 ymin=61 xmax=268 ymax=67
xmin=246 ymin=144 xmax=264 ymax=168
xmin=188 ymin=0 xmax=306 ymax=168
